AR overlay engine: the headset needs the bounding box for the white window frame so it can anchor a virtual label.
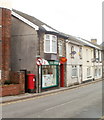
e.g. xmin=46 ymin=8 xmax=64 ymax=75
xmin=44 ymin=34 xmax=57 ymax=53
xmin=99 ymin=68 xmax=101 ymax=76
xmin=58 ymin=41 xmax=63 ymax=56
xmin=72 ymin=65 xmax=77 ymax=77
xmin=79 ymin=47 xmax=82 ymax=59
xmin=95 ymin=68 xmax=97 ymax=77
xmin=87 ymin=67 xmax=91 ymax=77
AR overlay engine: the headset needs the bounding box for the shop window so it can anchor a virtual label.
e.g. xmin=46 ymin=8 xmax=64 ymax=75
xmin=44 ymin=34 xmax=57 ymax=53
xmin=72 ymin=65 xmax=77 ymax=77
xmin=42 ymin=65 xmax=58 ymax=88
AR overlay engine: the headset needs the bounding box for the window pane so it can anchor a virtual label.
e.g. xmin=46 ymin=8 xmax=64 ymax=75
xmin=59 ymin=42 xmax=63 ymax=56
xmin=42 ymin=65 xmax=57 ymax=88
xmin=45 ymin=40 xmax=50 ymax=52
xmin=52 ymin=41 xmax=57 ymax=52
xmin=52 ymin=35 xmax=57 ymax=53
xmin=72 ymin=66 xmax=77 ymax=77
xmin=46 ymin=34 xmax=50 ymax=39
xmin=95 ymin=68 xmax=97 ymax=76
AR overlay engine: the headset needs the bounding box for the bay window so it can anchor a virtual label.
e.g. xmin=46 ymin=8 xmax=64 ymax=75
xmin=44 ymin=34 xmax=57 ymax=53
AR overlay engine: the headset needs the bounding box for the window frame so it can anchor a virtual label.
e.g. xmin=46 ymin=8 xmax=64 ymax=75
xmin=44 ymin=34 xmax=57 ymax=53
xmin=58 ymin=40 xmax=63 ymax=57
xmin=79 ymin=47 xmax=82 ymax=59
xmin=87 ymin=67 xmax=91 ymax=77
xmin=71 ymin=65 xmax=77 ymax=77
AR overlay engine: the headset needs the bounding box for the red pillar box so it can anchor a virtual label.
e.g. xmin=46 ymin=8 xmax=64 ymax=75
xmin=27 ymin=74 xmax=35 ymax=93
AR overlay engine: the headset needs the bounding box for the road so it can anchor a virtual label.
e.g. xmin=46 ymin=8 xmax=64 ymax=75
xmin=2 ymin=81 xmax=102 ymax=118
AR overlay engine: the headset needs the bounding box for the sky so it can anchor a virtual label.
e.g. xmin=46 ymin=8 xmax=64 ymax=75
xmin=10 ymin=0 xmax=103 ymax=44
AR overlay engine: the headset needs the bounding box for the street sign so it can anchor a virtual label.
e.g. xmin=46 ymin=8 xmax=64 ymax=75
xmin=36 ymin=58 xmax=42 ymax=66
xmin=36 ymin=58 xmax=49 ymax=66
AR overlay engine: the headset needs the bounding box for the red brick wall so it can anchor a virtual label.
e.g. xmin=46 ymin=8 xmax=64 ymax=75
xmin=0 ymin=9 xmax=2 ymax=84
xmin=0 ymin=72 xmax=25 ymax=96
xmin=1 ymin=84 xmax=20 ymax=96
xmin=1 ymin=8 xmax=11 ymax=84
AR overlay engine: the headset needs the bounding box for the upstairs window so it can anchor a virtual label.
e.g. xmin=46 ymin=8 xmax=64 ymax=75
xmin=44 ymin=34 xmax=57 ymax=53
xmin=58 ymin=41 xmax=63 ymax=56
xmin=79 ymin=47 xmax=82 ymax=59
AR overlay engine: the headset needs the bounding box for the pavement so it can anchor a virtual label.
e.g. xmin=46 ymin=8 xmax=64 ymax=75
xmin=0 ymin=78 xmax=102 ymax=104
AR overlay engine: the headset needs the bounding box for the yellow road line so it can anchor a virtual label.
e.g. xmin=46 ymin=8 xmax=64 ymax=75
xmin=0 ymin=80 xmax=101 ymax=106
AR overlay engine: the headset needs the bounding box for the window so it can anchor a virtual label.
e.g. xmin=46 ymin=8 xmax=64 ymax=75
xmin=72 ymin=66 xmax=77 ymax=77
xmin=79 ymin=47 xmax=82 ymax=59
xmin=99 ymin=51 xmax=102 ymax=62
xmin=42 ymin=65 xmax=57 ymax=88
xmin=95 ymin=68 xmax=97 ymax=77
xmin=95 ymin=49 xmax=98 ymax=61
xmin=58 ymin=41 xmax=63 ymax=56
xmin=86 ymin=49 xmax=89 ymax=61
xmin=44 ymin=34 xmax=57 ymax=53
xmin=99 ymin=68 xmax=101 ymax=76
xmin=87 ymin=67 xmax=91 ymax=77
xmin=71 ymin=46 xmax=74 ymax=58
xmin=52 ymin=35 xmax=57 ymax=53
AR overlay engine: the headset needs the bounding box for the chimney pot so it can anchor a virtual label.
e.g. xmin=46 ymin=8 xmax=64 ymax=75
xmin=91 ymin=39 xmax=97 ymax=44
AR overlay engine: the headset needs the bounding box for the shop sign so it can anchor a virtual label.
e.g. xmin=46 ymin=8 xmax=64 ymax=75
xmin=48 ymin=61 xmax=59 ymax=65
xmin=42 ymin=74 xmax=57 ymax=88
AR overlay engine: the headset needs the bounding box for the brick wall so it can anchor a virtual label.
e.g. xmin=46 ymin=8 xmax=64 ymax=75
xmin=1 ymin=8 xmax=11 ymax=84
xmin=1 ymin=71 xmax=25 ymax=96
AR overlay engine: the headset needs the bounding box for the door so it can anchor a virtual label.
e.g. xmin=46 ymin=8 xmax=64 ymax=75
xmin=79 ymin=65 xmax=83 ymax=83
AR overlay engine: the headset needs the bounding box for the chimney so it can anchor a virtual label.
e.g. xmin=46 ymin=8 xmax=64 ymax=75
xmin=0 ymin=0 xmax=12 ymax=84
xmin=91 ymin=39 xmax=97 ymax=44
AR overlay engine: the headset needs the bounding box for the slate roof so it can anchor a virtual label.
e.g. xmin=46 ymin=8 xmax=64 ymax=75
xmin=12 ymin=9 xmax=101 ymax=50
xmin=12 ymin=9 xmax=68 ymax=38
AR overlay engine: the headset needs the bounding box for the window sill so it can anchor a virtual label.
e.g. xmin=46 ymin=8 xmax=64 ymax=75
xmin=44 ymin=52 xmax=57 ymax=54
xmin=71 ymin=76 xmax=78 ymax=78
xmin=87 ymin=76 xmax=92 ymax=78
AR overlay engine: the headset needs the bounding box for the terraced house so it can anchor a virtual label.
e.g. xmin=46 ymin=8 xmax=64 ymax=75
xmin=0 ymin=2 xmax=102 ymax=96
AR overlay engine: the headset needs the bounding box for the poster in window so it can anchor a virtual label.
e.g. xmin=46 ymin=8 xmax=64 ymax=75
xmin=42 ymin=74 xmax=57 ymax=88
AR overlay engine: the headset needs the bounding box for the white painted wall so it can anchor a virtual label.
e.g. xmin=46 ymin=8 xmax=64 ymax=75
xmin=82 ymin=46 xmax=94 ymax=81
xmin=66 ymin=42 xmax=83 ymax=86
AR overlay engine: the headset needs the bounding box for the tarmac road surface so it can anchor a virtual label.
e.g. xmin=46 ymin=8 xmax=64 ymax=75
xmin=2 ymin=80 xmax=102 ymax=118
